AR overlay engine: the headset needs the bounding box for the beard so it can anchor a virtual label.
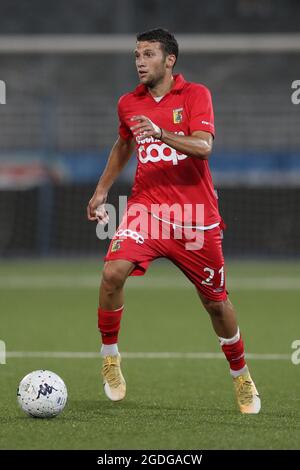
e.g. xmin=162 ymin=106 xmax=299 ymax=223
xmin=141 ymin=70 xmax=165 ymax=89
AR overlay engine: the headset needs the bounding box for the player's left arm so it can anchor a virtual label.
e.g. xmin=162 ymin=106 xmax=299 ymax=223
xmin=130 ymin=116 xmax=213 ymax=159
xmin=160 ymin=129 xmax=213 ymax=160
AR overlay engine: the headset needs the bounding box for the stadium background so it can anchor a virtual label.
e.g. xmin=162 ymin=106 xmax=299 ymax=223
xmin=0 ymin=0 xmax=300 ymax=257
xmin=0 ymin=0 xmax=300 ymax=450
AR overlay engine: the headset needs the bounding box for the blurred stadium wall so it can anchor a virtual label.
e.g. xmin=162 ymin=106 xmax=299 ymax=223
xmin=0 ymin=0 xmax=300 ymax=258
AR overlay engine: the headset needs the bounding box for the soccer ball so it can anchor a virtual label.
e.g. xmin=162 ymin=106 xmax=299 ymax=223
xmin=17 ymin=370 xmax=68 ymax=418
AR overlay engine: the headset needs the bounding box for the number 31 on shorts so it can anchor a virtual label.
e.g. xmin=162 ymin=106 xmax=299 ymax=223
xmin=201 ymin=266 xmax=225 ymax=287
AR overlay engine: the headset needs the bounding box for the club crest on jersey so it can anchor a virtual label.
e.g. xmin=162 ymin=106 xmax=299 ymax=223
xmin=111 ymin=239 xmax=123 ymax=252
xmin=173 ymin=108 xmax=183 ymax=124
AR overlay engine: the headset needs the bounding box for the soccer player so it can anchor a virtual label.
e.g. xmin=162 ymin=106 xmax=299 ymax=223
xmin=87 ymin=28 xmax=260 ymax=414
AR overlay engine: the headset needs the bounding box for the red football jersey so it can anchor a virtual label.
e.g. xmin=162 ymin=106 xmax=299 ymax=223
xmin=118 ymin=74 xmax=221 ymax=227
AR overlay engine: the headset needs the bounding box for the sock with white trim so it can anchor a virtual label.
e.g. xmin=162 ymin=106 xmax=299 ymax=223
xmin=101 ymin=343 xmax=119 ymax=357
xmin=218 ymin=328 xmax=247 ymax=375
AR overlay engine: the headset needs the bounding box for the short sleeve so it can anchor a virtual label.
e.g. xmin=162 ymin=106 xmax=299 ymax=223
xmin=188 ymin=85 xmax=215 ymax=137
xmin=118 ymin=97 xmax=132 ymax=141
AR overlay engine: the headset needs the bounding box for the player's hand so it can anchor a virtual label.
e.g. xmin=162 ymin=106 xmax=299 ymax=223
xmin=87 ymin=190 xmax=109 ymax=224
xmin=130 ymin=115 xmax=162 ymax=139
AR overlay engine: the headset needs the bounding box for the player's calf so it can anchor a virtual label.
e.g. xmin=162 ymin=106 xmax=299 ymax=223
xmin=98 ymin=260 xmax=134 ymax=401
xmin=199 ymin=293 xmax=261 ymax=414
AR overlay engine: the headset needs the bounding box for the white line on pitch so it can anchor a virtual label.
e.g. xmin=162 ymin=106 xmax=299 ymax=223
xmin=6 ymin=351 xmax=291 ymax=360
xmin=0 ymin=275 xmax=300 ymax=290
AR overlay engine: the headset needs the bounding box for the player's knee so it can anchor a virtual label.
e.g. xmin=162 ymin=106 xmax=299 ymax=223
xmin=101 ymin=264 xmax=127 ymax=292
xmin=201 ymin=297 xmax=226 ymax=318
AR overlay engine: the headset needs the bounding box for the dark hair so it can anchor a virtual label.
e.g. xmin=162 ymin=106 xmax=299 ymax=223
xmin=136 ymin=28 xmax=179 ymax=66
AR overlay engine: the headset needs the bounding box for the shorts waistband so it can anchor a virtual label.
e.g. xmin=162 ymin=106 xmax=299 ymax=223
xmin=151 ymin=212 xmax=220 ymax=231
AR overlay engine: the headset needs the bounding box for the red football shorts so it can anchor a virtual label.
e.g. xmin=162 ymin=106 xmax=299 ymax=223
xmin=104 ymin=209 xmax=227 ymax=302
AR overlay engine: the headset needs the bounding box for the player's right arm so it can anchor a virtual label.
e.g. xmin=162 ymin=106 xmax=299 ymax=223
xmin=87 ymin=136 xmax=135 ymax=221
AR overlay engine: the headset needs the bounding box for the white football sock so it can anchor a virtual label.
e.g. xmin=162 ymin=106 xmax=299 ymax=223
xmin=101 ymin=343 xmax=119 ymax=357
xmin=230 ymin=365 xmax=249 ymax=378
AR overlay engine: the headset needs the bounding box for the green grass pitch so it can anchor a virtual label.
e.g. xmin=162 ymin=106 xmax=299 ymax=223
xmin=0 ymin=259 xmax=300 ymax=449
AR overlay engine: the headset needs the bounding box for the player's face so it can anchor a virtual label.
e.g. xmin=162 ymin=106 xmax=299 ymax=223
xmin=135 ymin=41 xmax=168 ymax=88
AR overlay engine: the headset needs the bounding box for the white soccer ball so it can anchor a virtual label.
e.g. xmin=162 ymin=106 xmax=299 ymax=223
xmin=17 ymin=370 xmax=68 ymax=418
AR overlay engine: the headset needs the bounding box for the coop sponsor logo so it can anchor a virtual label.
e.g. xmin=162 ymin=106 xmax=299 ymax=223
xmin=291 ymin=80 xmax=300 ymax=105
xmin=115 ymin=229 xmax=145 ymax=245
xmin=0 ymin=80 xmax=6 ymax=104
xmin=0 ymin=340 xmax=6 ymax=364
xmin=136 ymin=131 xmax=188 ymax=166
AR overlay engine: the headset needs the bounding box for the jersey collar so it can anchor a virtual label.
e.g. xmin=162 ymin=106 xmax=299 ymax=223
xmin=133 ymin=73 xmax=186 ymax=96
